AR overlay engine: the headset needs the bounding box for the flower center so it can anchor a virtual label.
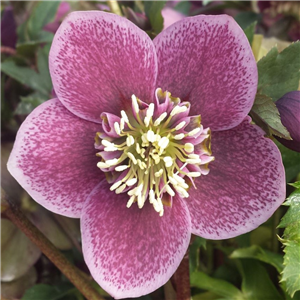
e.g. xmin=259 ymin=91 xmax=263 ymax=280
xmin=95 ymin=88 xmax=214 ymax=216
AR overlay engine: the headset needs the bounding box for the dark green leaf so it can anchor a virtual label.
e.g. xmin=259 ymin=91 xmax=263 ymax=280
xmin=277 ymin=142 xmax=300 ymax=183
xmin=18 ymin=2 xmax=60 ymax=43
xmin=257 ymin=42 xmax=300 ymax=102
xmin=15 ymin=94 xmax=47 ymax=115
xmin=279 ymin=190 xmax=300 ymax=231
xmin=190 ymin=271 xmax=244 ymax=299
xmin=192 ymin=291 xmax=222 ymax=300
xmin=230 ymin=245 xmax=283 ymax=273
xmin=278 ymin=184 xmax=300 ymax=297
xmin=250 ymin=93 xmax=291 ymax=139
xmin=234 ymin=232 xmax=251 ymax=248
xmin=37 ymin=44 xmax=52 ymax=92
xmin=174 ymin=1 xmax=191 ymax=15
xmin=22 ymin=283 xmax=76 ymax=300
xmin=2 ymin=60 xmax=43 ymax=93
xmin=250 ymin=226 xmax=273 ymax=249
xmin=243 ymin=22 xmax=256 ymax=46
xmin=213 ymin=263 xmax=241 ymax=287
xmin=17 ymin=32 xmax=55 ymax=52
xmin=190 ymin=236 xmax=206 ymax=272
xmin=144 ymin=1 xmax=166 ymax=34
xmin=237 ymin=259 xmax=283 ymax=300
xmin=1 ymin=60 xmax=51 ymax=96
xmin=1 ymin=75 xmax=13 ymax=125
xmin=234 ymin=12 xmax=261 ymax=30
xmin=1 ymin=219 xmax=41 ymax=281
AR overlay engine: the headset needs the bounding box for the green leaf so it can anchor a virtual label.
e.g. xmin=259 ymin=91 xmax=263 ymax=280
xmin=1 ymin=219 xmax=41 ymax=281
xmin=279 ymin=190 xmax=300 ymax=236
xmin=22 ymin=284 xmax=57 ymax=300
xmin=234 ymin=12 xmax=261 ymax=30
xmin=237 ymin=259 xmax=283 ymax=300
xmin=190 ymin=271 xmax=244 ymax=300
xmin=20 ymin=31 xmax=54 ymax=45
xmin=174 ymin=1 xmax=191 ymax=15
xmin=276 ymin=142 xmax=300 ymax=183
xmin=290 ymin=182 xmax=300 ymax=189
xmin=250 ymin=226 xmax=273 ymax=249
xmin=244 ymin=22 xmax=256 ymax=46
xmin=18 ymin=2 xmax=60 ymax=44
xmin=15 ymin=94 xmax=47 ymax=115
xmin=281 ymin=241 xmax=300 ymax=297
xmin=1 ymin=60 xmax=50 ymax=96
xmin=278 ymin=185 xmax=300 ymax=297
xmin=190 ymin=236 xmax=206 ymax=272
xmin=144 ymin=1 xmax=166 ymax=34
xmin=257 ymin=42 xmax=300 ymax=101
xmin=22 ymin=283 xmax=76 ymax=300
xmin=192 ymin=291 xmax=221 ymax=300
xmin=230 ymin=245 xmax=283 ymax=273
xmin=37 ymin=44 xmax=52 ymax=92
xmin=281 ymin=282 xmax=300 ymax=300
xmin=250 ymin=93 xmax=291 ymax=139
xmin=1 ymin=60 xmax=43 ymax=93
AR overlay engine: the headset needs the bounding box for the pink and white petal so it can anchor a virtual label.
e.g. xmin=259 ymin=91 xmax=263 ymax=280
xmin=186 ymin=117 xmax=285 ymax=239
xmin=154 ymin=15 xmax=257 ymax=131
xmin=7 ymin=99 xmax=103 ymax=218
xmin=81 ymin=181 xmax=191 ymax=299
xmin=50 ymin=11 xmax=157 ymax=123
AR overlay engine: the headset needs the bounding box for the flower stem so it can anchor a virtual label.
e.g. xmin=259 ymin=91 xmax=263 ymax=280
xmin=174 ymin=248 xmax=191 ymax=300
xmin=107 ymin=1 xmax=123 ymax=16
xmin=164 ymin=280 xmax=177 ymax=300
xmin=1 ymin=190 xmax=104 ymax=300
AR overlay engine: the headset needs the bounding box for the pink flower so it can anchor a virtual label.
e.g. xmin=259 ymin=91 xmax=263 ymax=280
xmin=162 ymin=7 xmax=186 ymax=29
xmin=275 ymin=91 xmax=300 ymax=152
xmin=8 ymin=12 xmax=285 ymax=298
xmin=44 ymin=2 xmax=71 ymax=33
xmin=1 ymin=6 xmax=17 ymax=49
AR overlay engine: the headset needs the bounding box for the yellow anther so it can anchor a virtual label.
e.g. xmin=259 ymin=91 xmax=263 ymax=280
xmin=126 ymin=135 xmax=135 ymax=147
xmin=127 ymin=152 xmax=137 ymax=164
xmin=184 ymin=143 xmax=194 ymax=153
xmin=188 ymin=127 xmax=201 ymax=136
xmin=121 ymin=110 xmax=129 ymax=123
xmin=175 ymin=121 xmax=186 ymax=130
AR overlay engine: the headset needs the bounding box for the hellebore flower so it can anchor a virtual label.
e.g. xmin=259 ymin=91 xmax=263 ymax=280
xmin=162 ymin=6 xmax=186 ymax=29
xmin=275 ymin=91 xmax=300 ymax=152
xmin=44 ymin=2 xmax=71 ymax=33
xmin=8 ymin=12 xmax=285 ymax=298
xmin=1 ymin=6 xmax=17 ymax=49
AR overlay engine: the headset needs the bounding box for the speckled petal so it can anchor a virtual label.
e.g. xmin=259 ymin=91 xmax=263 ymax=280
xmin=81 ymin=181 xmax=191 ymax=299
xmin=50 ymin=11 xmax=157 ymax=123
xmin=187 ymin=117 xmax=285 ymax=239
xmin=154 ymin=15 xmax=257 ymax=131
xmin=7 ymin=99 xmax=103 ymax=218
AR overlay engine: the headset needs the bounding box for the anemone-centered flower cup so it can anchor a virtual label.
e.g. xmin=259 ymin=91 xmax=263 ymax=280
xmin=8 ymin=11 xmax=285 ymax=299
